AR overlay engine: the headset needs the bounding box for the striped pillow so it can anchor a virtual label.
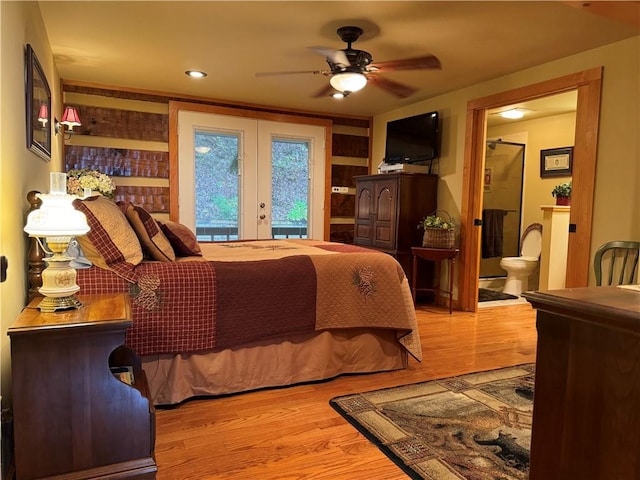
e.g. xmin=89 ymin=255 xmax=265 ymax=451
xmin=72 ymin=195 xmax=143 ymax=280
xmin=119 ymin=202 xmax=176 ymax=262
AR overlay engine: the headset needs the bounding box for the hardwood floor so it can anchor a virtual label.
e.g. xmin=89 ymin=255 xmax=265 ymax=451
xmin=154 ymin=302 xmax=537 ymax=479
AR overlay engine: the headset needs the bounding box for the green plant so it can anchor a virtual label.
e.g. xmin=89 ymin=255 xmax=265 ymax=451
xmin=418 ymin=213 xmax=455 ymax=230
xmin=551 ymin=181 xmax=572 ymax=198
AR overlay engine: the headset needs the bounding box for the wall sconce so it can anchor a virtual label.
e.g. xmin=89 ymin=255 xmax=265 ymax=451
xmin=24 ymin=172 xmax=90 ymax=312
xmin=37 ymin=104 xmax=49 ymax=127
xmin=55 ymin=106 xmax=82 ymax=139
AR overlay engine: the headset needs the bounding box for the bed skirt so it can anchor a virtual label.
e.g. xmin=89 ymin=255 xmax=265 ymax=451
xmin=142 ymin=327 xmax=408 ymax=405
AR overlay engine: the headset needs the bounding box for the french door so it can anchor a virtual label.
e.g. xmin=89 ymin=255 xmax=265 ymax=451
xmin=178 ymin=111 xmax=326 ymax=240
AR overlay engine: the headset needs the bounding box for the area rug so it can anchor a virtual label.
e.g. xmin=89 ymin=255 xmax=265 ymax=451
xmin=478 ymin=288 xmax=518 ymax=302
xmin=330 ymin=364 xmax=535 ymax=480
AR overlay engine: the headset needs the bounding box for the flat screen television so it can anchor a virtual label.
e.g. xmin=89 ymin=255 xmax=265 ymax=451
xmin=384 ymin=111 xmax=440 ymax=164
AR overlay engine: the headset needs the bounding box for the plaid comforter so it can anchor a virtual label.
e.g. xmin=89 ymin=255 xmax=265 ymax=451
xmin=76 ymin=239 xmax=421 ymax=360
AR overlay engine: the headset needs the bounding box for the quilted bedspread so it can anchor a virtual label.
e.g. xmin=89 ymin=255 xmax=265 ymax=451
xmin=76 ymin=239 xmax=421 ymax=360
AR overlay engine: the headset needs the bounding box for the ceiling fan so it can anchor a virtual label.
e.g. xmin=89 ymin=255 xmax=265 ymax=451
xmin=256 ymin=26 xmax=441 ymax=99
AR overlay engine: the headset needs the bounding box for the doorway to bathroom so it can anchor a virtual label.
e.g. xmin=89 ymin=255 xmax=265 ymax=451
xmin=479 ymin=140 xmax=525 ymax=279
xmin=458 ymin=67 xmax=603 ymax=312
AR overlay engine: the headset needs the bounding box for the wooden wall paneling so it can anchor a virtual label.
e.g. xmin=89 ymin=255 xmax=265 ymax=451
xmin=114 ymin=186 xmax=170 ymax=213
xmin=330 ymin=194 xmax=355 ymax=218
xmin=332 ymin=134 xmax=369 ymax=158
xmin=331 ymin=164 xmax=369 ymax=187
xmin=71 ymin=105 xmax=168 ymax=142
xmin=329 ymin=224 xmax=355 ymax=244
xmin=65 ymin=146 xmax=169 ymax=178
xmin=330 ymin=117 xmax=370 ymax=128
xmin=63 ymin=81 xmax=373 ymax=232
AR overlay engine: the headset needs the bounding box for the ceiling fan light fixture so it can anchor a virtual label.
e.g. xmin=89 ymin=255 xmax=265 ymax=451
xmin=329 ymin=72 xmax=367 ymax=93
xmin=330 ymin=92 xmax=346 ymax=99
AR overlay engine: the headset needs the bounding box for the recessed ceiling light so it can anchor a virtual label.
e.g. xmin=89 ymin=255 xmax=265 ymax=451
xmin=495 ymin=108 xmax=532 ymax=119
xmin=185 ymin=70 xmax=207 ymax=78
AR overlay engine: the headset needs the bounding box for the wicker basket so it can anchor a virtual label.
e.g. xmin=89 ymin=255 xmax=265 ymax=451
xmin=422 ymin=227 xmax=455 ymax=248
xmin=421 ymin=210 xmax=456 ymax=248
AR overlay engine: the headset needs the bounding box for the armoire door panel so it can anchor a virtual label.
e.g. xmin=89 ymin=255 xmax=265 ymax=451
xmin=356 ymin=188 xmax=372 ymax=220
xmin=355 ymin=224 xmax=372 ymax=244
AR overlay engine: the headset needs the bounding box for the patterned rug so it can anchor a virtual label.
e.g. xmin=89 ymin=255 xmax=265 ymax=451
xmin=478 ymin=288 xmax=518 ymax=302
xmin=330 ymin=364 xmax=535 ymax=479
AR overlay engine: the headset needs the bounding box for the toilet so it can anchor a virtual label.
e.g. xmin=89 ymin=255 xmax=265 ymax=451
xmin=500 ymin=223 xmax=543 ymax=296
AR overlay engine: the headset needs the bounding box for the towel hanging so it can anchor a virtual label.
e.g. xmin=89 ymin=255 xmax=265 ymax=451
xmin=481 ymin=209 xmax=506 ymax=258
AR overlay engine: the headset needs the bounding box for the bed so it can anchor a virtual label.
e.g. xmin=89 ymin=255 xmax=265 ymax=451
xmin=31 ymin=194 xmax=421 ymax=405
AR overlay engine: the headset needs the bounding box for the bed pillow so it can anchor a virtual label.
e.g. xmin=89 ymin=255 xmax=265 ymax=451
xmin=72 ymin=195 xmax=144 ymax=270
xmin=158 ymin=220 xmax=202 ymax=257
xmin=119 ymin=202 xmax=176 ymax=262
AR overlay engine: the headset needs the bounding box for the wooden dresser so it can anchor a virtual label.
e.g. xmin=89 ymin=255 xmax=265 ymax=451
xmin=9 ymin=293 xmax=157 ymax=480
xmin=524 ymin=286 xmax=640 ymax=480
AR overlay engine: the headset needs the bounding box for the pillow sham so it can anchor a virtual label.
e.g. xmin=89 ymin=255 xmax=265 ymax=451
xmin=119 ymin=202 xmax=176 ymax=262
xmin=72 ymin=195 xmax=144 ymax=273
xmin=158 ymin=220 xmax=202 ymax=257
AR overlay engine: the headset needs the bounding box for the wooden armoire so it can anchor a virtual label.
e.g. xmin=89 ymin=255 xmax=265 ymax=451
xmin=353 ymin=173 xmax=438 ymax=289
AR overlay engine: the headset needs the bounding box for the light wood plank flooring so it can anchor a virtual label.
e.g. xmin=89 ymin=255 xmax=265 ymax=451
xmin=154 ymin=302 xmax=537 ymax=479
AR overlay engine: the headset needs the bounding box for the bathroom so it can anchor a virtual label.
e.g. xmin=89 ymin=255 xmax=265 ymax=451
xmin=478 ymin=91 xmax=577 ymax=304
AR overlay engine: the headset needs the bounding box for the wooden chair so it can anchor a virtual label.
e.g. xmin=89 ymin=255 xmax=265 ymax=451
xmin=593 ymin=240 xmax=640 ymax=286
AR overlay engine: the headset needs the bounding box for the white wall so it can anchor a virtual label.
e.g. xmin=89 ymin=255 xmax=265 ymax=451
xmin=373 ymin=36 xmax=640 ymax=282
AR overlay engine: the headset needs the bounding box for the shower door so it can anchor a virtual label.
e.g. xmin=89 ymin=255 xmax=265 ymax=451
xmin=479 ymin=141 xmax=525 ymax=278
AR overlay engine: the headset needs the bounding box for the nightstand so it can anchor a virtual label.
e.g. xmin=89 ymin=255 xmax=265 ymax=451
xmin=411 ymin=247 xmax=460 ymax=313
xmin=8 ymin=293 xmax=157 ymax=480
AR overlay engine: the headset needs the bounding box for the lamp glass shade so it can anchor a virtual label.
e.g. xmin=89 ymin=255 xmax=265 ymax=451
xmin=24 ymin=193 xmax=90 ymax=238
xmin=38 ymin=104 xmax=49 ymax=124
xmin=60 ymin=106 xmax=81 ymax=128
xmin=24 ymin=193 xmax=90 ymax=312
xmin=329 ymin=72 xmax=367 ymax=93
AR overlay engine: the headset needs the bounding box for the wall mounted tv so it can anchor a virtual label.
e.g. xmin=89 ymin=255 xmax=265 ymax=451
xmin=384 ymin=111 xmax=440 ymax=164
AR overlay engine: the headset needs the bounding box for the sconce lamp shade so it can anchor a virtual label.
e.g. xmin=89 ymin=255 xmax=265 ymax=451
xmin=38 ymin=104 xmax=49 ymax=125
xmin=60 ymin=106 xmax=81 ymax=130
xmin=329 ymin=72 xmax=367 ymax=94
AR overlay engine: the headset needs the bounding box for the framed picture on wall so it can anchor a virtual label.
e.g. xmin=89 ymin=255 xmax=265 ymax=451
xmin=540 ymin=146 xmax=573 ymax=177
xmin=25 ymin=44 xmax=52 ymax=161
xmin=484 ymin=167 xmax=492 ymax=192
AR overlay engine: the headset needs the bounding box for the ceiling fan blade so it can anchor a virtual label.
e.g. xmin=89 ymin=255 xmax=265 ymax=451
xmin=367 ymin=75 xmax=417 ymax=98
xmin=370 ymin=54 xmax=441 ymax=72
xmin=309 ymin=47 xmax=349 ymax=68
xmin=256 ymin=70 xmax=326 ymax=77
xmin=311 ymin=84 xmax=335 ymax=98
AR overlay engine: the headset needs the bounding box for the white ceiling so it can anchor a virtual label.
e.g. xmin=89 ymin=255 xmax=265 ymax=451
xmin=38 ymin=1 xmax=640 ymax=118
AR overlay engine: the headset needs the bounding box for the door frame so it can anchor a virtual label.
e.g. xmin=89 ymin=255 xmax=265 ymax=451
xmin=458 ymin=67 xmax=603 ymax=311
xmin=168 ymin=101 xmax=333 ymax=238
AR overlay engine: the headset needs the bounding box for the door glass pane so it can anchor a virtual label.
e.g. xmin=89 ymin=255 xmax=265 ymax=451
xmin=194 ymin=130 xmax=239 ymax=241
xmin=271 ymin=139 xmax=308 ymax=239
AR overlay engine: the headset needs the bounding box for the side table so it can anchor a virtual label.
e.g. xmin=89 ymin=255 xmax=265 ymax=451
xmin=9 ymin=293 xmax=157 ymax=479
xmin=411 ymin=246 xmax=460 ymax=313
